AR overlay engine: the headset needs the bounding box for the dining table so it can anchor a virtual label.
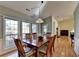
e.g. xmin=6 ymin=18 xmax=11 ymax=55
xmin=22 ymin=37 xmax=48 ymax=57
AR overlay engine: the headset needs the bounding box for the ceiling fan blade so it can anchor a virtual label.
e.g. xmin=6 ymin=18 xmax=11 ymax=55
xmin=31 ymin=1 xmax=44 ymax=10
xmin=26 ymin=1 xmax=44 ymax=12
xmin=31 ymin=7 xmax=39 ymax=10
xmin=26 ymin=8 xmax=30 ymax=11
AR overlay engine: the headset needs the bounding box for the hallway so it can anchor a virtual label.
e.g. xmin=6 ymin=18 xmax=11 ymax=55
xmin=53 ymin=36 xmax=76 ymax=57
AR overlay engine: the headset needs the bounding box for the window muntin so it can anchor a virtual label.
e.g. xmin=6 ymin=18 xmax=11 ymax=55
xmin=4 ymin=18 xmax=18 ymax=48
xmin=32 ymin=24 xmax=37 ymax=33
xmin=22 ymin=22 xmax=30 ymax=38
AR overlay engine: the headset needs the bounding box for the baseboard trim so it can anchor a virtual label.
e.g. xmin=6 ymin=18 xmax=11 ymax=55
xmin=74 ymin=37 xmax=79 ymax=56
xmin=0 ymin=47 xmax=17 ymax=56
xmin=73 ymin=49 xmax=78 ymax=57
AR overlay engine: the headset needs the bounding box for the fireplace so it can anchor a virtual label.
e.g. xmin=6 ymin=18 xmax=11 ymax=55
xmin=60 ymin=30 xmax=69 ymax=36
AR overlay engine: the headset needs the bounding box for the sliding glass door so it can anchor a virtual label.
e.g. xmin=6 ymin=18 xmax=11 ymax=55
xmin=4 ymin=18 xmax=18 ymax=49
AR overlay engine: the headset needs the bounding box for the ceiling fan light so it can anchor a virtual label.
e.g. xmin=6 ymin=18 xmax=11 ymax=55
xmin=36 ymin=18 xmax=44 ymax=23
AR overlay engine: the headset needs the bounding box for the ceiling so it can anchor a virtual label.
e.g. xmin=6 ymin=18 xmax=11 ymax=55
xmin=0 ymin=1 xmax=41 ymax=16
xmin=0 ymin=1 xmax=78 ymax=21
xmin=41 ymin=1 xmax=79 ymax=20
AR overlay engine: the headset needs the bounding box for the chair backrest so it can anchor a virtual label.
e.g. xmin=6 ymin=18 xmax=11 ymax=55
xmin=38 ymin=36 xmax=43 ymax=42
xmin=25 ymin=33 xmax=32 ymax=40
xmin=46 ymin=35 xmax=56 ymax=57
xmin=14 ymin=38 xmax=25 ymax=57
xmin=52 ymin=35 xmax=56 ymax=45
xmin=32 ymin=33 xmax=37 ymax=40
xmin=46 ymin=32 xmax=51 ymax=39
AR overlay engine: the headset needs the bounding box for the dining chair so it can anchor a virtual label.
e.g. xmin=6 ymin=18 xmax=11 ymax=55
xmin=32 ymin=33 xmax=37 ymax=40
xmin=25 ymin=33 xmax=32 ymax=40
xmin=38 ymin=36 xmax=44 ymax=42
xmin=39 ymin=35 xmax=56 ymax=57
xmin=46 ymin=32 xmax=51 ymax=39
xmin=14 ymin=38 xmax=35 ymax=57
xmin=52 ymin=35 xmax=56 ymax=51
xmin=70 ymin=32 xmax=74 ymax=46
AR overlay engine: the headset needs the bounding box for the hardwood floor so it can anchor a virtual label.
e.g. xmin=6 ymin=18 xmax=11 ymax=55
xmin=1 ymin=36 xmax=77 ymax=57
xmin=52 ymin=36 xmax=76 ymax=57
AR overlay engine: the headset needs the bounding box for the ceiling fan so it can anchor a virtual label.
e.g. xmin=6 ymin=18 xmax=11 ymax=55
xmin=25 ymin=1 xmax=44 ymax=12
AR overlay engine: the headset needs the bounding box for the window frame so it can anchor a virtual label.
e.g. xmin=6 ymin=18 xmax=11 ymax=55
xmin=3 ymin=17 xmax=19 ymax=49
xmin=32 ymin=23 xmax=38 ymax=33
xmin=22 ymin=22 xmax=31 ymax=39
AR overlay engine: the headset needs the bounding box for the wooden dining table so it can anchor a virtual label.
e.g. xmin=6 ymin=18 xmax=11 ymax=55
xmin=22 ymin=37 xmax=48 ymax=57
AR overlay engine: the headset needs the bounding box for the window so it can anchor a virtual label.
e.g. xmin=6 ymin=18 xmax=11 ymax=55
xmin=43 ymin=24 xmax=48 ymax=34
xmin=4 ymin=18 xmax=18 ymax=48
xmin=22 ymin=22 xmax=30 ymax=38
xmin=32 ymin=24 xmax=37 ymax=33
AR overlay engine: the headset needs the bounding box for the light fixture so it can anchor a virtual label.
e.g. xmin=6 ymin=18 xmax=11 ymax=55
xmin=35 ymin=1 xmax=44 ymax=36
xmin=36 ymin=1 xmax=44 ymax=24
xmin=36 ymin=18 xmax=44 ymax=23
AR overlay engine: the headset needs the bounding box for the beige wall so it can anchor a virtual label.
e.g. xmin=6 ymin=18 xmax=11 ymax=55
xmin=58 ymin=16 xmax=74 ymax=36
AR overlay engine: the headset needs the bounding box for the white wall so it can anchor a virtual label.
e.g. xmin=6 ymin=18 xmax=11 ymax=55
xmin=0 ymin=15 xmax=3 ymax=50
xmin=0 ymin=15 xmax=3 ymax=39
xmin=74 ymin=3 xmax=79 ymax=56
xmin=42 ymin=16 xmax=52 ymax=33
xmin=42 ymin=16 xmax=58 ymax=36
xmin=52 ymin=17 xmax=58 ymax=35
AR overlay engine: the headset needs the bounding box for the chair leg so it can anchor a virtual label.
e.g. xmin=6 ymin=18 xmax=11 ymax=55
xmin=53 ymin=47 xmax=54 ymax=51
xmin=35 ymin=48 xmax=39 ymax=57
xmin=18 ymin=52 xmax=20 ymax=57
xmin=50 ymin=48 xmax=53 ymax=57
xmin=52 ymin=45 xmax=55 ymax=51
